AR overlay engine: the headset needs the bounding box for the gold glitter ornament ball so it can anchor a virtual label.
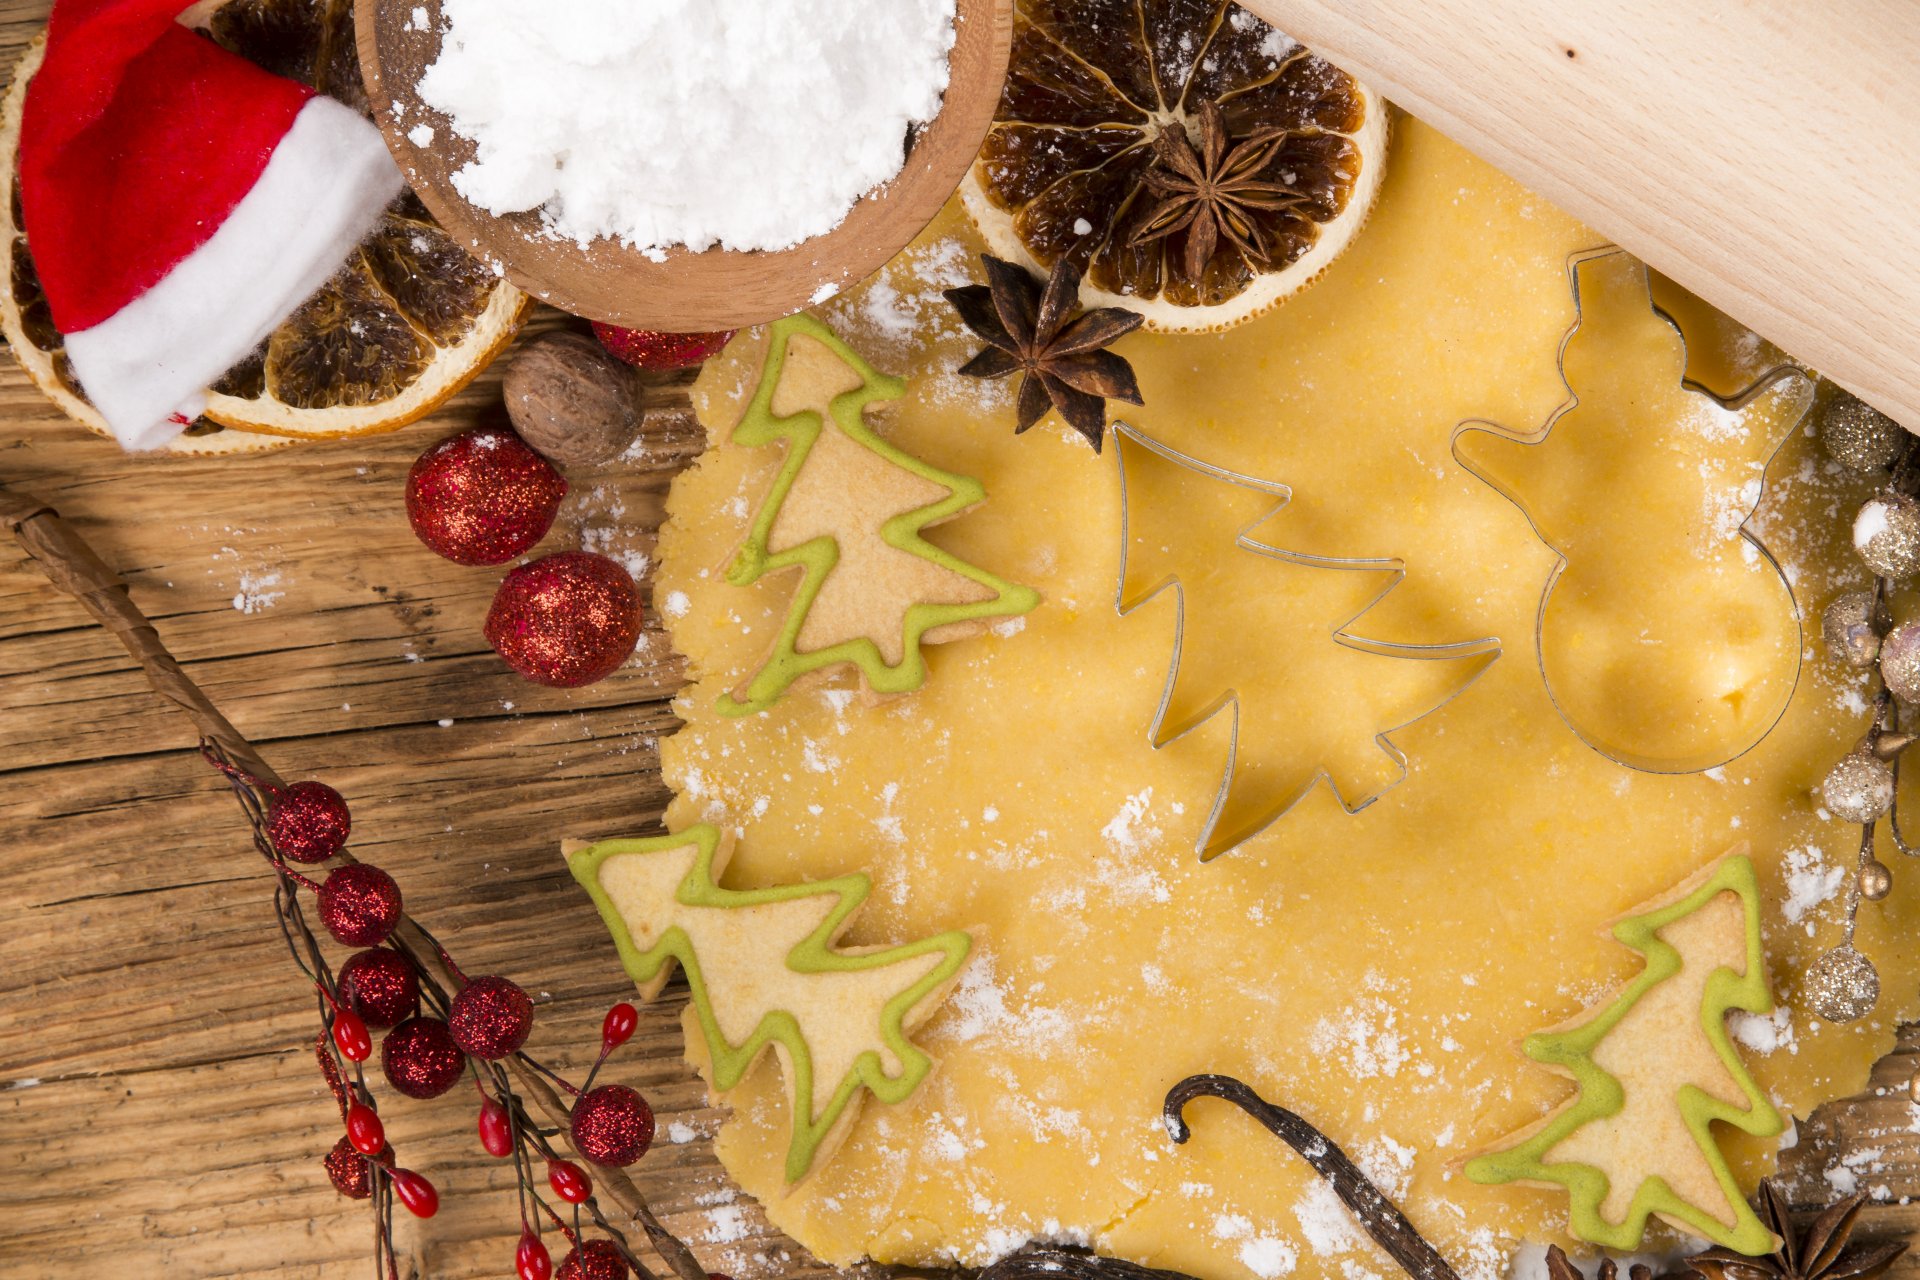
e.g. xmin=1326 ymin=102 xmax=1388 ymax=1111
xmin=1881 ymin=621 xmax=1920 ymax=704
xmin=1805 ymin=945 xmax=1881 ymax=1023
xmin=1820 ymin=392 xmax=1909 ymax=472
xmin=1855 ymin=493 xmax=1920 ymax=579
xmin=1823 ymin=591 xmax=1884 ymax=669
xmin=1823 ymin=752 xmax=1897 ymax=823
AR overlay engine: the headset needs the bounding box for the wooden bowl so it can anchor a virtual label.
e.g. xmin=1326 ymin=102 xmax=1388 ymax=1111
xmin=356 ymin=0 xmax=1012 ymax=331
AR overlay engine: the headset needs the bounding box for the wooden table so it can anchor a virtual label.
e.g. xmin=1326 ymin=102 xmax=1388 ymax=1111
xmin=4 ymin=1 xmax=1920 ymax=1275
xmin=0 ymin=0 xmax=815 ymax=1255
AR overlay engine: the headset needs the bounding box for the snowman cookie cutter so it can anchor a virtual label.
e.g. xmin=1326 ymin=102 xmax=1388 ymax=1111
xmin=1452 ymin=246 xmax=1813 ymax=777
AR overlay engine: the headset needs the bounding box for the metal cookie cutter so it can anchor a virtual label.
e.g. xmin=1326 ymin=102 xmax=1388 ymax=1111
xmin=1111 ymin=421 xmax=1501 ymax=861
xmin=1450 ymin=246 xmax=1813 ymax=776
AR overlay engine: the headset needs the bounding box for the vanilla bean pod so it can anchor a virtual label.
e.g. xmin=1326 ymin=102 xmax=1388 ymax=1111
xmin=1165 ymin=1075 xmax=1460 ymax=1280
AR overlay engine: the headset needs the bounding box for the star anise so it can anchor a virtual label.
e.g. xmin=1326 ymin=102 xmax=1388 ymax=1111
xmin=1134 ymin=99 xmax=1309 ymax=282
xmin=1545 ymin=1245 xmax=1661 ymax=1280
xmin=1689 ymin=1181 xmax=1907 ymax=1280
xmin=943 ymin=253 xmax=1144 ymax=452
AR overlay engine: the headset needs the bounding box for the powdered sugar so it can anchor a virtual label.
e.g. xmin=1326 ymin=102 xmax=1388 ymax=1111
xmin=417 ymin=0 xmax=956 ymax=253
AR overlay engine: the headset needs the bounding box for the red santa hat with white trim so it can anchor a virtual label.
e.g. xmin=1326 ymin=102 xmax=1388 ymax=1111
xmin=20 ymin=0 xmax=403 ymax=450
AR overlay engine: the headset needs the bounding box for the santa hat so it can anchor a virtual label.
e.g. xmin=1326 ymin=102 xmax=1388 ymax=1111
xmin=20 ymin=0 xmax=403 ymax=450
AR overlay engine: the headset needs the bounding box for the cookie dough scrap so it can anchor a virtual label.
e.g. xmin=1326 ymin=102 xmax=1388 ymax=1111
xmin=651 ymin=116 xmax=1913 ymax=1280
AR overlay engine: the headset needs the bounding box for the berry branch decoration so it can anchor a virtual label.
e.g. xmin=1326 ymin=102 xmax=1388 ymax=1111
xmin=0 ymin=483 xmax=709 ymax=1280
xmin=1808 ymin=392 xmax=1920 ymax=1026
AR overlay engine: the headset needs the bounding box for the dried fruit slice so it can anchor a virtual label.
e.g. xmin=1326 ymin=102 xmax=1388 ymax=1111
xmin=961 ymin=1 xmax=1387 ymax=333
xmin=0 ymin=1 xmax=526 ymax=450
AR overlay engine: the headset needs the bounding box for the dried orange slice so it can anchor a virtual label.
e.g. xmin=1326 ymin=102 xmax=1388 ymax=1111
xmin=961 ymin=0 xmax=1386 ymax=333
xmin=0 ymin=0 xmax=526 ymax=451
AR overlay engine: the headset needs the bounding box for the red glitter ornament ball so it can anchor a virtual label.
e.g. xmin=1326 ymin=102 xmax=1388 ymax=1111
xmin=317 ymin=864 xmax=403 ymax=947
xmin=484 ymin=551 xmax=641 ymax=688
xmin=591 ymin=323 xmax=733 ymax=371
xmin=323 ymin=1135 xmax=377 ymax=1199
xmin=569 ymin=1083 xmax=653 ymax=1166
xmin=267 ymin=780 xmax=351 ymax=864
xmin=381 ymin=1016 xmax=466 ymax=1099
xmin=448 ymin=975 xmax=535 ymax=1060
xmin=338 ymin=948 xmax=421 ymax=1028
xmin=407 ymin=424 xmax=569 ymax=566
xmin=558 ymin=1241 xmax=630 ymax=1280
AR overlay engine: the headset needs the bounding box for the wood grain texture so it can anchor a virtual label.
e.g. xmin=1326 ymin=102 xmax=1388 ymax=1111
xmin=357 ymin=0 xmax=1013 ymax=329
xmin=1238 ymin=0 xmax=1920 ymax=428
xmin=0 ymin=62 xmax=824 ymax=1260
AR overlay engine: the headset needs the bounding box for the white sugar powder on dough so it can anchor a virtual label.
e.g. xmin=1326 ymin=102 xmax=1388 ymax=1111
xmin=416 ymin=0 xmax=957 ymax=253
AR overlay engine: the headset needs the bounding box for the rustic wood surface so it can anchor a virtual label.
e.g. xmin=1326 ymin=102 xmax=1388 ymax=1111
xmin=5 ymin=1 xmax=1920 ymax=1277
xmin=0 ymin=0 xmax=827 ymax=1249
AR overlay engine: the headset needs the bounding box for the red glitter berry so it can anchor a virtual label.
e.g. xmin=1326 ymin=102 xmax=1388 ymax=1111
xmin=590 ymin=323 xmax=733 ymax=371
xmin=382 ymin=1016 xmax=466 ymax=1099
xmin=449 ymin=975 xmax=535 ymax=1059
xmin=267 ymin=780 xmax=351 ymax=864
xmin=569 ymin=1083 xmax=653 ymax=1167
xmin=322 ymin=1134 xmax=389 ymax=1199
xmin=407 ymin=424 xmax=569 ymax=566
xmin=338 ymin=948 xmax=421 ymax=1028
xmin=484 ymin=551 xmax=642 ymax=688
xmin=317 ymin=864 xmax=403 ymax=947
xmin=558 ymin=1241 xmax=630 ymax=1280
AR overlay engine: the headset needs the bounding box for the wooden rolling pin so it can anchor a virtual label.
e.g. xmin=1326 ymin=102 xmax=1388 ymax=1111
xmin=1242 ymin=0 xmax=1920 ymax=427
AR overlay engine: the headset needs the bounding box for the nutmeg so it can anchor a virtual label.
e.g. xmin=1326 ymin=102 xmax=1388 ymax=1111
xmin=503 ymin=330 xmax=640 ymax=467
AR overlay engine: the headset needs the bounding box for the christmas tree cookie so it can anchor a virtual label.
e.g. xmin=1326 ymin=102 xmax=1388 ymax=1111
xmin=718 ymin=314 xmax=1038 ymax=715
xmin=1465 ymin=852 xmax=1783 ymax=1253
xmin=565 ymin=824 xmax=971 ymax=1183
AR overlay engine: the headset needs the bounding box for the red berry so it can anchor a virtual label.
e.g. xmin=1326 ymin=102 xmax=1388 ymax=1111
xmin=548 ymin=1158 xmax=592 ymax=1204
xmin=346 ymin=1102 xmax=385 ymax=1156
xmin=323 ymin=1134 xmax=378 ymax=1199
xmin=406 ymin=424 xmax=569 ymax=566
xmin=590 ymin=323 xmax=733 ymax=371
xmin=478 ymin=1095 xmax=514 ymax=1157
xmin=337 ymin=948 xmax=421 ymax=1028
xmin=569 ymin=1084 xmax=653 ymax=1166
xmin=331 ymin=1008 xmax=372 ymax=1062
xmin=448 ymin=975 xmax=535 ymax=1060
xmin=268 ymin=780 xmax=352 ymax=863
xmin=558 ymin=1240 xmax=631 ymax=1280
xmin=390 ymin=1167 xmax=439 ymax=1219
xmin=381 ymin=1016 xmax=466 ymax=1100
xmin=600 ymin=1003 xmax=638 ymax=1055
xmin=517 ymin=1229 xmax=554 ymax=1280
xmin=316 ymin=864 xmax=403 ymax=947
xmin=484 ymin=551 xmax=642 ymax=688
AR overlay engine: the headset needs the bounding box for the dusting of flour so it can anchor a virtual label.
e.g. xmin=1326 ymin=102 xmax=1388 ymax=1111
xmin=415 ymin=0 xmax=957 ymax=253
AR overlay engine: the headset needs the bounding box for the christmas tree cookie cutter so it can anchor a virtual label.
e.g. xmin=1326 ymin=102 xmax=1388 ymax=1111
xmin=1464 ymin=850 xmax=1783 ymax=1254
xmin=1112 ymin=421 xmax=1500 ymax=860
xmin=564 ymin=822 xmax=970 ymax=1183
xmin=720 ymin=313 xmax=1039 ymax=716
xmin=1453 ymin=247 xmax=1812 ymax=775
